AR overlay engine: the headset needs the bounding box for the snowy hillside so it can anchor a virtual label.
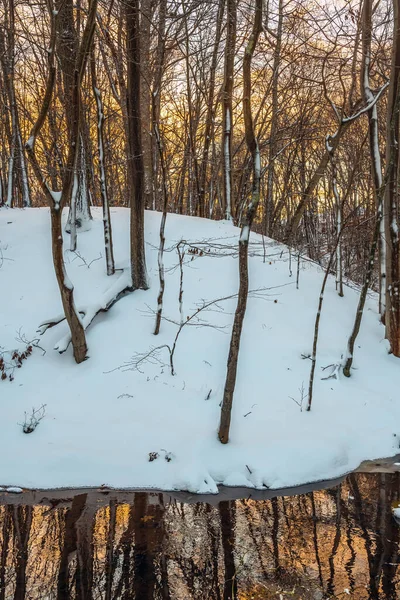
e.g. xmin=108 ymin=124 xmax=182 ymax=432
xmin=1 ymin=207 xmax=399 ymax=494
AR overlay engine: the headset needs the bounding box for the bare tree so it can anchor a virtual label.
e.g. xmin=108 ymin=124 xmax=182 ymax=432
xmin=384 ymin=0 xmax=400 ymax=356
xmin=126 ymin=0 xmax=148 ymax=290
xmin=361 ymin=0 xmax=385 ymax=319
xmin=221 ymin=0 xmax=237 ymax=221
xmin=264 ymin=0 xmax=283 ymax=235
xmin=91 ymin=46 xmax=115 ymax=276
xmin=25 ymin=0 xmax=98 ymax=363
xmin=218 ymin=0 xmax=263 ymax=444
xmin=153 ymin=122 xmax=169 ymax=335
xmin=0 ymin=0 xmax=30 ymax=208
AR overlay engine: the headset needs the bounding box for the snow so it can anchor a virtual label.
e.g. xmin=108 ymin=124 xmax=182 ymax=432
xmin=49 ymin=190 xmax=62 ymax=209
xmin=1 ymin=207 xmax=400 ymax=494
xmin=239 ymin=224 xmax=250 ymax=243
xmin=25 ymin=135 xmax=34 ymax=150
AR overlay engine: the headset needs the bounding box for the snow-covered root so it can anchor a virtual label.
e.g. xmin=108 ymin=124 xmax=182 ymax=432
xmin=38 ymin=270 xmax=132 ymax=354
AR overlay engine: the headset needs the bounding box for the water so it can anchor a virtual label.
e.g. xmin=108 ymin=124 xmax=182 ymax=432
xmin=0 ymin=473 xmax=399 ymax=599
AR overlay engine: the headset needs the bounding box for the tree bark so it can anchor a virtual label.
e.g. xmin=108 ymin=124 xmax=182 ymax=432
xmin=140 ymin=0 xmax=154 ymax=210
xmin=12 ymin=506 xmax=32 ymax=600
xmin=198 ymin=0 xmax=225 ymax=219
xmin=265 ymin=0 xmax=283 ymax=235
xmin=219 ymin=501 xmax=238 ymax=600
xmin=151 ymin=0 xmax=167 ymax=212
xmin=362 ymin=0 xmax=385 ymax=319
xmin=218 ymin=0 xmax=263 ymax=444
xmin=384 ymin=0 xmax=400 ymax=356
xmin=126 ymin=0 xmax=148 ymax=290
xmin=91 ymin=48 xmax=115 ymax=276
xmin=25 ymin=0 xmax=97 ymax=363
xmin=221 ymin=0 xmax=237 ymax=221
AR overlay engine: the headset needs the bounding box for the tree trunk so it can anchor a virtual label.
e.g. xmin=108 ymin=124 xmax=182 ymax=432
xmin=218 ymin=0 xmax=262 ymax=444
xmin=91 ymin=50 xmax=115 ymax=276
xmin=198 ymin=0 xmax=225 ymax=219
xmin=384 ymin=0 xmax=400 ymax=356
xmin=219 ymin=501 xmax=238 ymax=600
xmin=264 ymin=0 xmax=283 ymax=235
xmin=141 ymin=0 xmax=154 ymax=210
xmin=126 ymin=0 xmax=148 ymax=290
xmin=0 ymin=0 xmax=30 ymax=207
xmin=51 ymin=205 xmax=88 ymax=362
xmin=25 ymin=0 xmax=97 ymax=363
xmin=0 ymin=507 xmax=12 ymax=600
xmin=153 ymin=122 xmax=169 ymax=335
xmin=56 ymin=0 xmax=91 ymax=236
xmin=12 ymin=506 xmax=32 ymax=600
xmin=285 ymin=121 xmax=351 ymax=245
xmin=221 ymin=0 xmax=237 ymax=221
xmin=57 ymin=494 xmax=88 ymax=600
xmin=151 ymin=0 xmax=167 ymax=212
xmin=362 ymin=0 xmax=385 ymax=319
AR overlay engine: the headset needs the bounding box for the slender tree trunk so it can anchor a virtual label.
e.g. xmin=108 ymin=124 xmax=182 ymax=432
xmin=342 ymin=123 xmax=400 ymax=376
xmin=331 ymin=160 xmax=344 ymax=297
xmin=221 ymin=0 xmax=237 ymax=221
xmin=5 ymin=98 xmax=15 ymax=207
xmin=141 ymin=0 xmax=154 ymax=210
xmin=218 ymin=0 xmax=263 ymax=444
xmin=343 ymin=200 xmax=383 ymax=376
xmin=133 ymin=493 xmax=160 ymax=600
xmin=219 ymin=501 xmax=238 ymax=600
xmin=197 ymin=0 xmax=225 ymax=218
xmin=25 ymin=0 xmax=97 ymax=363
xmin=265 ymin=0 xmax=283 ymax=235
xmin=0 ymin=507 xmax=11 ymax=600
xmin=151 ymin=0 xmax=167 ymax=212
xmin=75 ymin=504 xmax=95 ymax=600
xmin=126 ymin=0 xmax=148 ymax=290
xmin=51 ymin=205 xmax=88 ymax=362
xmin=0 ymin=0 xmax=29 ymax=207
xmin=285 ymin=121 xmax=351 ymax=245
xmin=57 ymin=495 xmax=88 ymax=600
xmin=57 ymin=0 xmax=92 ymax=236
xmin=0 ymin=167 xmax=3 ymax=206
xmin=182 ymin=7 xmax=201 ymax=217
xmin=384 ymin=0 xmax=400 ymax=356
xmin=362 ymin=0 xmax=385 ymax=318
xmin=308 ymin=219 xmax=343 ymax=409
xmin=154 ymin=122 xmax=169 ymax=335
xmin=104 ymin=499 xmax=117 ymax=600
xmin=91 ymin=49 xmax=115 ymax=276
xmin=12 ymin=506 xmax=32 ymax=600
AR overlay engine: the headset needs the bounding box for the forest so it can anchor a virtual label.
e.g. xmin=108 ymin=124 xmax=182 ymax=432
xmin=2 ymin=0 xmax=400 ymax=495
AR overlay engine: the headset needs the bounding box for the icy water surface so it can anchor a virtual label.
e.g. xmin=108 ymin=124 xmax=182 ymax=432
xmin=0 ymin=473 xmax=400 ymax=599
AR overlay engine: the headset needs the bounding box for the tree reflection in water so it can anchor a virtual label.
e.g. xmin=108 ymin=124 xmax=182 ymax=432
xmin=0 ymin=473 xmax=399 ymax=599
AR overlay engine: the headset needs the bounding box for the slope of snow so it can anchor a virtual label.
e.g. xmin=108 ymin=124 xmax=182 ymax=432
xmin=0 ymin=207 xmax=399 ymax=494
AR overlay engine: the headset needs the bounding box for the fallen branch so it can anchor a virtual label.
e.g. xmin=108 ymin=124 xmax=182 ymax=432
xmin=38 ymin=270 xmax=132 ymax=353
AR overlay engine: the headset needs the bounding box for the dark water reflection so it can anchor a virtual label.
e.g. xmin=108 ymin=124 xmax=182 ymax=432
xmin=1 ymin=473 xmax=400 ymax=599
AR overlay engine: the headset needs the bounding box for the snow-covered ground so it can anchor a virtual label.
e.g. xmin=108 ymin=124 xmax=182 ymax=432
xmin=1 ymin=207 xmax=399 ymax=494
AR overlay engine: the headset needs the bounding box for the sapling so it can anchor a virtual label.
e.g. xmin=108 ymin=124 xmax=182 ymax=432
xmin=153 ymin=122 xmax=170 ymax=335
xmin=289 ymin=383 xmax=306 ymax=412
xmin=115 ymin=286 xmax=282 ymax=376
xmin=70 ymin=250 xmax=102 ymax=269
xmin=20 ymin=404 xmax=46 ymax=434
